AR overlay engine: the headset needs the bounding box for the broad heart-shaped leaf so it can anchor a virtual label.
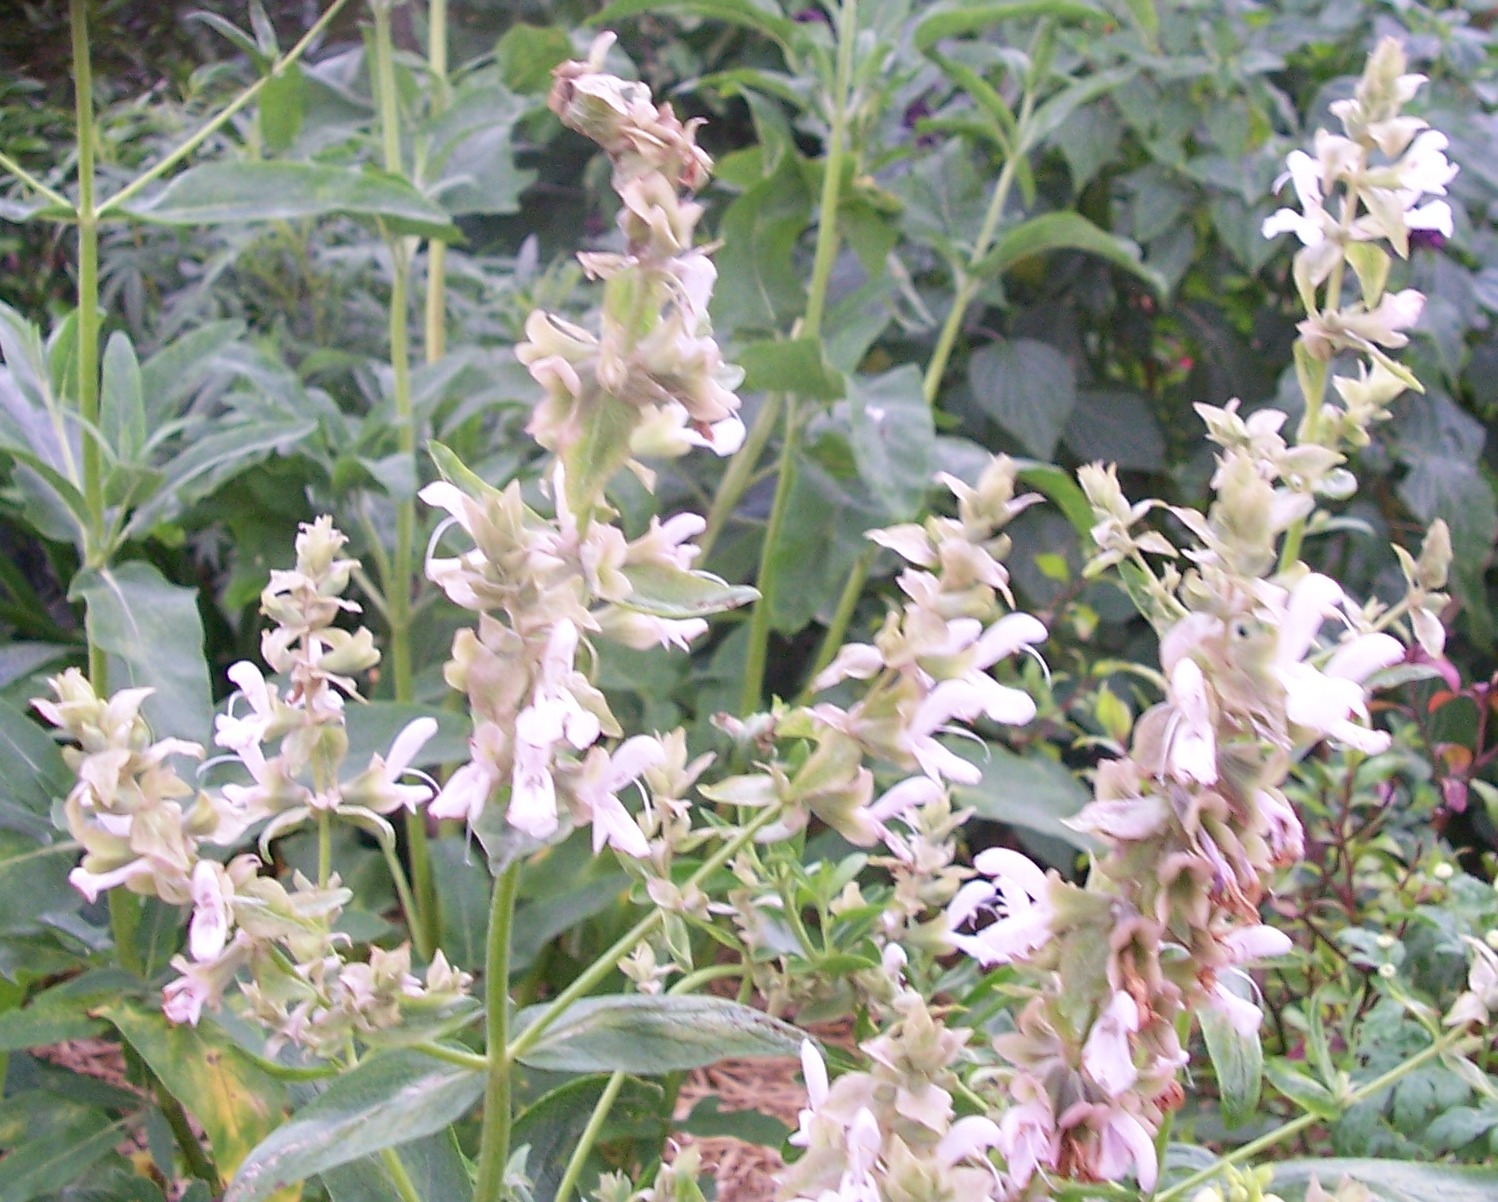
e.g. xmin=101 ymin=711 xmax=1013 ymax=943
xmin=619 ymin=562 xmax=759 ymax=620
xmin=0 ymin=696 xmax=71 ymax=841
xmin=321 ymin=1130 xmax=471 ymax=1202
xmin=70 ymin=561 xmax=213 ymax=745
xmin=967 ymin=339 xmax=1077 ymax=460
xmin=1199 ymin=977 xmax=1262 ymax=1129
xmin=100 ymin=999 xmax=288 ymax=1187
xmin=1062 ymin=389 xmax=1165 ymax=472
xmin=1268 ymin=1159 xmax=1498 ymax=1202
xmin=592 ymin=0 xmax=797 ymax=47
xmin=224 ymin=1050 xmax=483 ymax=1202
xmin=737 ymin=338 xmax=846 ymax=400
xmin=947 ymin=741 xmax=1094 ymax=852
xmin=914 ymin=0 xmax=1104 ymax=52
xmin=846 ymin=366 xmax=935 ymax=521
xmin=513 ymin=995 xmax=804 ymax=1075
xmin=972 ymin=212 xmax=1166 ymax=297
xmin=122 ymin=162 xmax=459 ymax=241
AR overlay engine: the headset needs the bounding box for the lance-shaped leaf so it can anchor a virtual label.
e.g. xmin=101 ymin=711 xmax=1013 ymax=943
xmin=1268 ymin=1159 xmax=1498 ymax=1202
xmin=592 ymin=0 xmax=797 ymax=48
xmin=914 ymin=0 xmax=1105 ymax=54
xmin=122 ymin=162 xmax=460 ymax=240
xmin=225 ymin=1050 xmax=483 ymax=1202
xmin=973 ymin=211 xmax=1166 ymax=297
xmin=1199 ymin=973 xmax=1263 ymax=1129
xmin=70 ymin=561 xmax=214 ymax=745
xmin=101 ymin=1000 xmax=287 ymax=1187
xmin=619 ymin=562 xmax=759 ymax=619
xmin=512 ymin=995 xmax=804 ymax=1074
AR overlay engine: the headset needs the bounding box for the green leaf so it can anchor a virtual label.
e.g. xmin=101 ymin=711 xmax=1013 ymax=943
xmin=0 ymin=835 xmax=82 ymax=941
xmin=591 ymin=0 xmax=797 ymax=48
xmin=1268 ymin=1159 xmax=1498 ymax=1202
xmin=101 ymin=1000 xmax=287 ymax=1185
xmin=712 ymin=153 xmax=812 ymax=336
xmin=123 ymin=416 xmax=319 ymax=539
xmin=1199 ymin=979 xmax=1262 ymax=1128
xmin=737 ymin=338 xmax=846 ymax=400
xmin=138 ymin=320 xmax=245 ymax=429
xmin=513 ymin=995 xmax=805 ymax=1074
xmin=947 ymin=742 xmax=1094 ymax=850
xmin=972 ymin=212 xmax=1165 ymax=296
xmin=914 ymin=0 xmax=1105 ymax=53
xmin=512 ymin=1075 xmax=666 ymax=1202
xmin=224 ymin=1051 xmax=482 ymax=1202
xmin=259 ymin=64 xmax=305 ymax=154
xmin=100 ymin=333 xmax=146 ymax=466
xmin=0 ymin=1000 xmax=106 ymax=1052
xmin=681 ymin=1095 xmax=792 ymax=1146
xmin=847 ymin=366 xmax=935 ymax=520
xmin=1265 ymin=1061 xmax=1341 ymax=1120
xmin=563 ymin=392 xmax=640 ymax=513
xmin=618 ymin=562 xmax=759 ymax=620
xmin=967 ymin=339 xmax=1077 ymax=460
xmin=123 ymin=163 xmax=460 ymax=240
xmin=70 ymin=561 xmax=213 ymax=745
xmin=0 ymin=1108 xmax=126 ymax=1202
xmin=321 ymin=1131 xmax=471 ymax=1202
xmin=1014 ymin=461 xmax=1093 ymax=540
xmin=342 ymin=702 xmax=469 ymax=772
xmin=0 ymin=696 xmax=71 ymax=838
xmin=512 ymin=874 xmax=632 ymax=974
xmin=496 ymin=24 xmax=575 ymax=93
xmin=1062 ymin=389 xmax=1165 ymax=471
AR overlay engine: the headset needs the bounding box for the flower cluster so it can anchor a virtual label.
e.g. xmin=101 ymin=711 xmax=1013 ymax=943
xmin=781 ymin=995 xmax=1005 ymax=1202
xmin=36 ymin=519 xmax=469 ymax=1055
xmin=518 ymin=32 xmax=744 ymax=494
xmin=425 ymin=50 xmax=756 ymax=864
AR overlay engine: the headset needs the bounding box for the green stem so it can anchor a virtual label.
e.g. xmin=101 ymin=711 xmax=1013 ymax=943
xmin=379 ymin=1147 xmax=425 ymax=1202
xmin=97 ymin=0 xmax=354 ymax=216
xmin=371 ymin=1 xmax=439 ymax=959
xmin=70 ymin=0 xmax=103 ymax=564
xmin=553 ymin=1070 xmax=626 ymax=1202
xmin=798 ymin=544 xmax=873 ymax=703
xmin=0 ymin=150 xmax=72 ymax=211
xmin=699 ymin=391 xmax=783 ymax=562
xmin=379 ymin=831 xmax=433 ymax=961
xmin=739 ymin=397 xmax=798 ymax=712
xmin=474 ymin=861 xmax=522 ymax=1202
xmin=920 ymin=87 xmax=1033 ymax=406
xmin=507 ymin=806 xmax=781 ymax=1065
xmin=317 ymin=811 xmax=333 ymax=886
xmin=1154 ymin=1027 xmax=1476 ymax=1202
xmin=156 ymin=1084 xmax=221 ymax=1189
xmin=413 ymin=1040 xmax=488 ymax=1071
xmin=423 ymin=0 xmax=450 ymax=365
xmin=737 ymin=0 xmax=858 ymax=710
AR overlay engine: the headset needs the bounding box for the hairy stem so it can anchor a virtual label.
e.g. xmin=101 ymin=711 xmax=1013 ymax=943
xmin=371 ymin=0 xmax=438 ymax=960
xmin=738 ymin=0 xmax=858 ymax=709
xmin=423 ymin=0 xmax=450 ymax=364
xmin=474 ymin=861 xmax=521 ymax=1202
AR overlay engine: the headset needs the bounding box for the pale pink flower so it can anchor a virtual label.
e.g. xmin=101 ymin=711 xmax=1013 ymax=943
xmin=188 ymin=860 xmax=233 ymax=962
xmin=996 ymin=1084 xmax=1059 ymax=1188
xmin=947 ymin=848 xmax=1054 ymax=965
xmin=570 ymin=736 xmax=665 ymax=858
xmin=1082 ymin=991 xmax=1141 ymax=1098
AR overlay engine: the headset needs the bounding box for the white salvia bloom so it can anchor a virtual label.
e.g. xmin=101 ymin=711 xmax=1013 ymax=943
xmin=1082 ymin=991 xmax=1141 ymax=1098
xmin=946 ymin=847 xmax=1054 ymax=965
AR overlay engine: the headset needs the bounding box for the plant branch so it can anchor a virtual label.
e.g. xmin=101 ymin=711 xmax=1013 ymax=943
xmin=0 ymin=151 xmax=72 ymax=212
xmin=474 ymin=861 xmax=521 ymax=1202
xmin=553 ymin=1070 xmax=627 ymax=1202
xmin=98 ymin=0 xmax=354 ymax=216
xmin=506 ymin=805 xmax=781 ymax=1064
xmin=1154 ymin=1026 xmax=1477 ymax=1202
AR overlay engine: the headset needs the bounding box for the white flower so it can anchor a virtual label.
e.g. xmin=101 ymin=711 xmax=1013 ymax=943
xmin=947 ymin=847 xmax=1054 ymax=965
xmin=1166 ymin=657 xmax=1217 ymax=784
xmin=1082 ymin=991 xmax=1141 ymax=1098
xmin=188 ymin=860 xmax=233 ymax=962
xmin=569 ymin=736 xmax=665 ymax=858
xmin=429 ymin=759 xmax=498 ymax=824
